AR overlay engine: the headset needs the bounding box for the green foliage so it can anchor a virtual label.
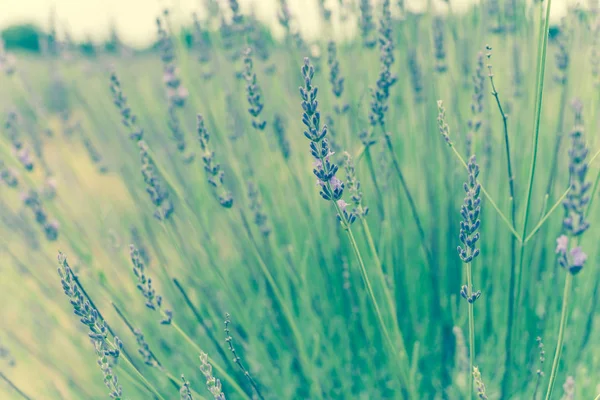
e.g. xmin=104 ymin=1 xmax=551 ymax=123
xmin=1 ymin=24 xmax=43 ymax=52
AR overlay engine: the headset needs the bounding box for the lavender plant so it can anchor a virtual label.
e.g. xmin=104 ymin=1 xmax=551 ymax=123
xmin=458 ymin=155 xmax=483 ymax=400
xmin=242 ymin=48 xmax=267 ymax=131
xmin=196 ymin=114 xmax=234 ymax=208
xmin=57 ymin=253 xmax=124 ymax=399
xmin=545 ymin=101 xmax=591 ymax=400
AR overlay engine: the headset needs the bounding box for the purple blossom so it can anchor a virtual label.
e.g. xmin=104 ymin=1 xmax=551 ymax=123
xmin=337 ymin=199 xmax=349 ymax=212
xmin=330 ymin=176 xmax=342 ymax=191
xmin=556 ymin=235 xmax=568 ymax=255
xmin=570 ymin=247 xmax=587 ymax=268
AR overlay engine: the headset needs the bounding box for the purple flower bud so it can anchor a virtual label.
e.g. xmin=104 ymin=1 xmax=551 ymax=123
xmin=337 ymin=199 xmax=349 ymax=212
xmin=555 ymin=235 xmax=568 ymax=255
xmin=330 ymin=176 xmax=342 ymax=191
xmin=570 ymin=247 xmax=587 ymax=268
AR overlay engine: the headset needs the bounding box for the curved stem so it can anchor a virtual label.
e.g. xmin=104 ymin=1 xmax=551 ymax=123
xmin=544 ymin=274 xmax=572 ymax=400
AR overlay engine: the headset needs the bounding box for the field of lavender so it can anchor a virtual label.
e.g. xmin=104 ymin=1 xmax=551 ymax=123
xmin=1 ymin=0 xmax=599 ymax=399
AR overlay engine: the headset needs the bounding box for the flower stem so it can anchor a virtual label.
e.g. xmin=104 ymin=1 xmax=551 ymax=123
xmin=0 ymin=371 xmax=32 ymax=400
xmin=505 ymin=1 xmax=552 ymax=395
xmin=363 ymin=146 xmax=386 ymax=219
xmin=544 ymin=273 xmax=572 ymax=400
xmin=343 ymin=217 xmax=413 ymax=396
xmin=466 ymin=261 xmax=475 ymax=400
xmin=360 ymin=218 xmax=409 ymax=360
xmin=169 ymin=320 xmax=251 ymax=400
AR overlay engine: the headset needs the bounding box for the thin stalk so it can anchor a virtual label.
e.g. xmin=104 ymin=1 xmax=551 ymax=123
xmin=0 ymin=371 xmax=32 ymax=400
xmin=235 ymin=209 xmax=322 ymax=399
xmin=543 ymin=80 xmax=570 ymax=199
xmin=574 ymin=166 xmax=600 ymax=355
xmin=72 ymin=276 xmax=150 ymax=392
xmin=364 ymin=146 xmax=386 ymax=219
xmin=111 ymin=303 xmax=182 ymax=392
xmin=543 ymin=273 xmax=573 ymax=400
xmin=488 ymin=63 xmax=519 ymax=391
xmin=224 ymin=315 xmax=266 ymax=400
xmin=169 ymin=320 xmax=252 ymax=400
xmin=524 ymin=187 xmax=571 ymax=243
xmin=532 ymin=374 xmax=542 ymax=400
xmin=343 ymin=219 xmax=412 ymax=396
xmin=382 ymin=131 xmax=430 ymax=262
xmin=381 ymin=129 xmax=446 ymax=348
xmin=317 ymin=147 xmax=412 ymax=395
xmin=505 ymin=5 xmax=553 ymax=396
xmin=466 ymin=261 xmax=475 ymax=400
xmin=120 ymin=353 xmax=166 ymax=400
xmin=515 ymin=0 xmax=553 ymax=311
xmin=172 ymin=279 xmax=232 ymax=366
xmin=360 ymin=218 xmax=406 ymax=351
xmin=585 ymin=166 xmax=600 ymax=218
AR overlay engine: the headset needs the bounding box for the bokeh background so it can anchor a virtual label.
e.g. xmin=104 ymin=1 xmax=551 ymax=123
xmin=0 ymin=0 xmax=585 ymax=46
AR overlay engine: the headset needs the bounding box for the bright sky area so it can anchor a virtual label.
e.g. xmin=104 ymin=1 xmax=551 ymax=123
xmin=0 ymin=0 xmax=586 ymax=47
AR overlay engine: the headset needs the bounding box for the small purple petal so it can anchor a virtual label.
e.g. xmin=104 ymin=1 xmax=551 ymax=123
xmin=570 ymin=247 xmax=587 ymax=267
xmin=555 ymin=235 xmax=568 ymax=255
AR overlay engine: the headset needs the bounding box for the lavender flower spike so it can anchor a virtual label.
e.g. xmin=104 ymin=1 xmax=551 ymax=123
xmin=299 ymin=57 xmax=355 ymax=226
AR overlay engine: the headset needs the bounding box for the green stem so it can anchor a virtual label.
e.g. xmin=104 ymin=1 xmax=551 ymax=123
xmin=532 ymin=374 xmax=542 ymax=400
xmin=236 ymin=210 xmax=322 ymax=399
xmin=120 ymin=354 xmax=167 ymax=400
xmin=516 ymin=0 xmax=553 ymax=297
xmin=543 ymin=273 xmax=573 ymax=400
xmin=488 ymin=63 xmax=519 ymax=394
xmin=466 ymin=261 xmax=475 ymax=400
xmin=360 ymin=218 xmax=408 ymax=358
xmin=524 ymin=187 xmax=571 ymax=243
xmin=318 ymin=143 xmax=411 ymax=394
xmin=111 ymin=303 xmax=183 ymax=392
xmin=170 ymin=321 xmax=252 ymax=400
xmin=543 ymin=80 xmax=570 ymax=200
xmin=0 ymin=371 xmax=32 ymax=400
xmin=343 ymin=219 xmax=412 ymax=396
xmin=363 ymin=146 xmax=386 ymax=219
xmin=506 ymin=4 xmax=552 ymax=396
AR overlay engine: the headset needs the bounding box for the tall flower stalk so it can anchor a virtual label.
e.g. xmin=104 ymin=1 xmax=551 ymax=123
xmin=545 ymin=102 xmax=591 ymax=400
xmin=504 ymin=1 xmax=553 ymax=393
xmin=486 ymin=46 xmax=519 ymax=397
xmin=458 ymin=156 xmax=483 ymax=400
xmin=299 ymin=57 xmax=412 ymax=396
xmin=57 ymin=253 xmax=165 ymax=400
